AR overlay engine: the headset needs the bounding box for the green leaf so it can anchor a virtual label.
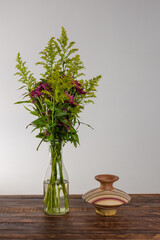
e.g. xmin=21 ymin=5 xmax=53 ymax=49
xmin=60 ymin=119 xmax=69 ymax=125
xmin=15 ymin=100 xmax=31 ymax=104
xmin=18 ymin=85 xmax=25 ymax=90
xmin=48 ymin=133 xmax=54 ymax=141
xmin=36 ymin=139 xmax=44 ymax=151
xmin=73 ymin=140 xmax=77 ymax=148
xmin=31 ymin=116 xmax=48 ymax=128
xmin=36 ymin=133 xmax=44 ymax=138
xmin=72 ymin=133 xmax=79 ymax=143
xmin=30 ymin=111 xmax=38 ymax=116
xmin=55 ymin=111 xmax=68 ymax=117
xmin=31 ymin=127 xmax=38 ymax=133
xmin=24 ymin=105 xmax=31 ymax=112
xmin=80 ymin=121 xmax=94 ymax=130
xmin=69 ymin=125 xmax=77 ymax=133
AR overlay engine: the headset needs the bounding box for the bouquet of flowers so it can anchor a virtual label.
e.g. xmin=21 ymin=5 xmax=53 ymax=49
xmin=15 ymin=27 xmax=101 ymax=215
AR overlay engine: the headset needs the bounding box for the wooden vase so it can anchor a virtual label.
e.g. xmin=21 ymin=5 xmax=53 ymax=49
xmin=82 ymin=174 xmax=131 ymax=216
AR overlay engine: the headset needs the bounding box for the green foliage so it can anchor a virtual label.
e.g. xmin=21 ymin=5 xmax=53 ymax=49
xmin=15 ymin=27 xmax=102 ymax=150
xmin=15 ymin=53 xmax=36 ymax=93
xmin=80 ymin=75 xmax=102 ymax=104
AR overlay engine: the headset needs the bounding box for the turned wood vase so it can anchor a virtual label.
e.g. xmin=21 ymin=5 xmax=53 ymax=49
xmin=82 ymin=174 xmax=131 ymax=216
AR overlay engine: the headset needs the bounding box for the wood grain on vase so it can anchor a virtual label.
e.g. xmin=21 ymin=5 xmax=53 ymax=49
xmin=82 ymin=174 xmax=131 ymax=216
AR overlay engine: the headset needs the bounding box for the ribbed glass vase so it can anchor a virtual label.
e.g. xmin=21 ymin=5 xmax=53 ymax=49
xmin=43 ymin=140 xmax=69 ymax=215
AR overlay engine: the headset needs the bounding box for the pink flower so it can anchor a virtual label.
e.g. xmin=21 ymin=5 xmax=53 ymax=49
xmin=30 ymin=82 xmax=52 ymax=99
xmin=58 ymin=120 xmax=70 ymax=131
xmin=72 ymin=80 xmax=87 ymax=95
xmin=42 ymin=129 xmax=50 ymax=136
xmin=58 ymin=121 xmax=63 ymax=126
xmin=65 ymin=92 xmax=77 ymax=106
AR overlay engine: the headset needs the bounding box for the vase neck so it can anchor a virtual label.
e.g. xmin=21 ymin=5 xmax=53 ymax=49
xmin=95 ymin=174 xmax=119 ymax=191
xmin=49 ymin=139 xmax=63 ymax=164
xmin=50 ymin=139 xmax=63 ymax=147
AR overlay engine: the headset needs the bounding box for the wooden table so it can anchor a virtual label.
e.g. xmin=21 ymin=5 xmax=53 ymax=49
xmin=0 ymin=194 xmax=159 ymax=239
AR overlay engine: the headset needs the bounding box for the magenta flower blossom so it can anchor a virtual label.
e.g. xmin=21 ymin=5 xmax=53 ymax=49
xmin=72 ymin=80 xmax=87 ymax=95
xmin=58 ymin=119 xmax=70 ymax=131
xmin=57 ymin=120 xmax=63 ymax=126
xmin=42 ymin=129 xmax=50 ymax=136
xmin=30 ymin=82 xmax=52 ymax=99
xmin=65 ymin=92 xmax=77 ymax=106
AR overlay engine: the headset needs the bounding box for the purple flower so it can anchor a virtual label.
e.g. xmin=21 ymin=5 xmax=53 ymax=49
xmin=72 ymin=80 xmax=87 ymax=95
xmin=30 ymin=82 xmax=52 ymax=99
xmin=58 ymin=121 xmax=63 ymax=126
xmin=58 ymin=119 xmax=70 ymax=131
xmin=65 ymin=92 xmax=77 ymax=106
xmin=77 ymin=88 xmax=87 ymax=94
xmin=42 ymin=129 xmax=50 ymax=136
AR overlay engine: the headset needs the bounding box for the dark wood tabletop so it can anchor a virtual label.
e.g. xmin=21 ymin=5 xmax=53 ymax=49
xmin=0 ymin=194 xmax=159 ymax=239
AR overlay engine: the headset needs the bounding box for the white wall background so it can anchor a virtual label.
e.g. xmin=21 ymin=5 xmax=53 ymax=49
xmin=0 ymin=0 xmax=160 ymax=194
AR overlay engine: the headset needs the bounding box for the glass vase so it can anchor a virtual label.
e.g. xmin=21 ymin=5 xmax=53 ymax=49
xmin=43 ymin=140 xmax=69 ymax=215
